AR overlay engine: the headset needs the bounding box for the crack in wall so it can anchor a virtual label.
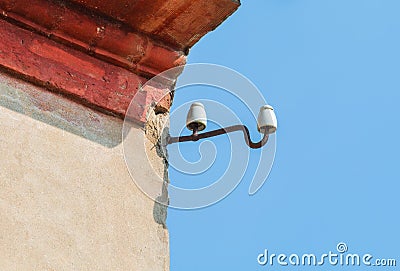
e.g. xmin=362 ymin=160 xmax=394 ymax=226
xmin=145 ymin=108 xmax=170 ymax=229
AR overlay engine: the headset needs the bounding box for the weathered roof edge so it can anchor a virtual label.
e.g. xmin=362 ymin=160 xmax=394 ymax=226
xmin=0 ymin=0 xmax=240 ymax=122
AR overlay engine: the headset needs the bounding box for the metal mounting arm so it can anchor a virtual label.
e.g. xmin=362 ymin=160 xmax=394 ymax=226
xmin=167 ymin=124 xmax=269 ymax=149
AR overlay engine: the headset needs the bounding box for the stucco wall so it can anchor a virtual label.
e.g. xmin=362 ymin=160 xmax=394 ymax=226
xmin=0 ymin=71 xmax=169 ymax=270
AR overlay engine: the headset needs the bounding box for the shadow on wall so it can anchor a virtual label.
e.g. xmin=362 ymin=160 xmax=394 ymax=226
xmin=0 ymin=70 xmax=123 ymax=148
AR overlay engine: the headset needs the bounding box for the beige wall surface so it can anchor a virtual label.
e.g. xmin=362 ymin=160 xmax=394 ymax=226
xmin=0 ymin=72 xmax=169 ymax=271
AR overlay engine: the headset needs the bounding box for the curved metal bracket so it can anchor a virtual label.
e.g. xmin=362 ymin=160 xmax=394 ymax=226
xmin=167 ymin=125 xmax=269 ymax=149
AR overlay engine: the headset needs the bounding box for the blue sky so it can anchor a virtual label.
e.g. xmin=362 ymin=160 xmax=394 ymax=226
xmin=167 ymin=1 xmax=400 ymax=270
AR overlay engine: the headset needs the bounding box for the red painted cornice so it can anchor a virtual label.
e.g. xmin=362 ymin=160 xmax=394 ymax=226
xmin=0 ymin=0 xmax=188 ymax=78
xmin=0 ymin=19 xmax=173 ymax=122
xmin=0 ymin=0 xmax=240 ymax=122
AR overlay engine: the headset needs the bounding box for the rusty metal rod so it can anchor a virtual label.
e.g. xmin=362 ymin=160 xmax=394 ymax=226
xmin=167 ymin=125 xmax=269 ymax=149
